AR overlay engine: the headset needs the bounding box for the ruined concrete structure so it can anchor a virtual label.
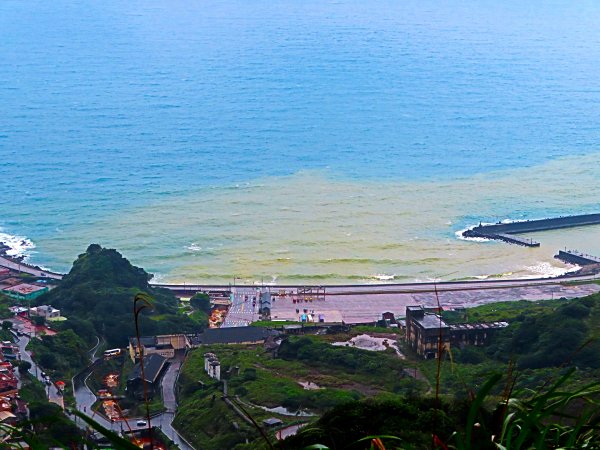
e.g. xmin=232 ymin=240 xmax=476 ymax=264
xmin=405 ymin=306 xmax=508 ymax=359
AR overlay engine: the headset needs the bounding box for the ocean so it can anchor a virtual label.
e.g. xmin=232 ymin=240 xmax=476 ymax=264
xmin=1 ymin=0 xmax=600 ymax=284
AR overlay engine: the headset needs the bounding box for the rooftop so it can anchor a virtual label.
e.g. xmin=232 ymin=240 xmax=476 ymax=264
xmin=198 ymin=327 xmax=274 ymax=345
xmin=3 ymin=283 xmax=46 ymax=295
xmin=128 ymin=353 xmax=168 ymax=384
xmin=450 ymin=322 xmax=509 ymax=331
xmin=416 ymin=314 xmax=449 ymax=330
xmin=129 ymin=336 xmax=157 ymax=348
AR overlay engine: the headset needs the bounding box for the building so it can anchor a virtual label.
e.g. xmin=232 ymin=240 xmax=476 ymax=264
xmin=29 ymin=305 xmax=60 ymax=319
xmin=128 ymin=334 xmax=190 ymax=361
xmin=0 ymin=268 xmax=10 ymax=280
xmin=2 ymin=284 xmax=48 ymax=301
xmin=449 ymin=321 xmax=509 ymax=347
xmin=405 ymin=306 xmax=508 ymax=359
xmin=197 ymin=327 xmax=274 ymax=346
xmin=1 ymin=343 xmax=19 ymax=361
xmin=126 ymin=353 xmax=168 ymax=400
xmin=0 ymin=365 xmax=18 ymax=395
xmin=204 ymin=353 xmax=221 ymax=380
xmin=405 ymin=306 xmax=450 ymax=359
xmin=263 ymin=418 xmax=283 ymax=428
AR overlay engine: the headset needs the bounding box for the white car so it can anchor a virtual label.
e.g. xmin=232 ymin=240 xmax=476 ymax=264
xmin=137 ymin=420 xmax=147 ymax=427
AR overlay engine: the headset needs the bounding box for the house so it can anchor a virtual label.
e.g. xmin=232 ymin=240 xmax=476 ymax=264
xmin=128 ymin=334 xmax=190 ymax=361
xmin=12 ymin=398 xmax=28 ymax=421
xmin=1 ymin=343 xmax=19 ymax=361
xmin=2 ymin=284 xmax=48 ymax=301
xmin=197 ymin=327 xmax=274 ymax=345
xmin=263 ymin=418 xmax=283 ymax=428
xmin=0 ymin=371 xmax=18 ymax=395
xmin=29 ymin=305 xmax=60 ymax=319
xmin=203 ymin=353 xmax=221 ymax=380
xmin=0 ymin=410 xmax=16 ymax=426
xmin=381 ymin=311 xmax=396 ymax=323
xmin=405 ymin=306 xmax=508 ymax=359
xmin=126 ymin=353 xmax=168 ymax=400
xmin=0 ymin=268 xmax=10 ymax=280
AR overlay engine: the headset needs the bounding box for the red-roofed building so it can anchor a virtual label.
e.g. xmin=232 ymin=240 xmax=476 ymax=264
xmin=0 ymin=373 xmax=18 ymax=396
xmin=2 ymin=283 xmax=48 ymax=301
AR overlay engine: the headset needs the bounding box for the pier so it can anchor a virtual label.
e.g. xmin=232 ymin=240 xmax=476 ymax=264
xmin=555 ymin=250 xmax=600 ymax=266
xmin=462 ymin=213 xmax=600 ymax=247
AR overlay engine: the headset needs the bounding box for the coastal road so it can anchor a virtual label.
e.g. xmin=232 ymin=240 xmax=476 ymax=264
xmin=156 ymin=271 xmax=600 ymax=296
xmin=159 ymin=273 xmax=600 ymax=324
xmin=0 ymin=255 xmax=63 ymax=280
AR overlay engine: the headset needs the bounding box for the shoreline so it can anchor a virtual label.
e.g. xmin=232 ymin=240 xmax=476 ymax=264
xmin=2 ymin=247 xmax=598 ymax=289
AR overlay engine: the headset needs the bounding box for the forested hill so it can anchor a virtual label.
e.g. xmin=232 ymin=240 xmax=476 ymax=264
xmin=58 ymin=244 xmax=152 ymax=290
xmin=39 ymin=244 xmax=204 ymax=347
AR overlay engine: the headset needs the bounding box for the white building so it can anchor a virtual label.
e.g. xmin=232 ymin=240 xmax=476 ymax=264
xmin=29 ymin=305 xmax=60 ymax=319
xmin=203 ymin=352 xmax=221 ymax=381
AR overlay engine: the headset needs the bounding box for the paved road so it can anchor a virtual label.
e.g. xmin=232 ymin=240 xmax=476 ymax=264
xmin=155 ymin=271 xmax=600 ymax=294
xmin=162 ymin=359 xmax=181 ymax=413
xmin=0 ymin=255 xmax=63 ymax=280
xmin=15 ymin=334 xmax=64 ymax=408
xmin=72 ymin=356 xmax=194 ymax=449
xmin=221 ymin=287 xmax=260 ymax=327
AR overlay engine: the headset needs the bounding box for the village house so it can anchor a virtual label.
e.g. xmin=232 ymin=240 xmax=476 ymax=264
xmin=126 ymin=353 xmax=168 ymax=400
xmin=29 ymin=305 xmax=60 ymax=319
xmin=128 ymin=334 xmax=190 ymax=362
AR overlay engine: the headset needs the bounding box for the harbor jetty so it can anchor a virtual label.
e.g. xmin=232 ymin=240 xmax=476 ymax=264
xmin=463 ymin=213 xmax=600 ymax=247
xmin=555 ymin=250 xmax=600 ymax=266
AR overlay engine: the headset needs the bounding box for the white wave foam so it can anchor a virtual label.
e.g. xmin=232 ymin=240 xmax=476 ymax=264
xmin=372 ymin=274 xmax=395 ymax=281
xmin=0 ymin=229 xmax=35 ymax=259
xmin=455 ymin=223 xmax=493 ymax=242
xmin=186 ymin=243 xmax=202 ymax=252
xmin=524 ymin=262 xmax=580 ymax=279
xmin=455 ymin=227 xmax=491 ymax=243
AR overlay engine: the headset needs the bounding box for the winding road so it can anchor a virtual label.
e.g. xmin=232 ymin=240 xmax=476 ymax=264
xmin=71 ymin=345 xmax=194 ymax=449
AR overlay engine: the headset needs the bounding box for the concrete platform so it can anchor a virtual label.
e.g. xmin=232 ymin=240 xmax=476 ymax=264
xmin=270 ymin=283 xmax=600 ymax=324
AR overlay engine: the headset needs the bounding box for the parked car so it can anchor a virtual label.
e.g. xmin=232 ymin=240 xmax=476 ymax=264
xmin=137 ymin=420 xmax=147 ymax=427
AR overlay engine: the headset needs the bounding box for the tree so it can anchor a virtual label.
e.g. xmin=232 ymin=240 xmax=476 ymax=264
xmin=190 ymin=292 xmax=211 ymax=314
xmin=18 ymin=360 xmax=32 ymax=374
xmin=38 ymin=244 xmax=193 ymax=347
xmin=33 ymin=316 xmax=46 ymax=327
xmin=1 ymin=320 xmax=12 ymax=331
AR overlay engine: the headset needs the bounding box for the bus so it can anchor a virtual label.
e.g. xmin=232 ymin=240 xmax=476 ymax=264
xmin=103 ymin=348 xmax=122 ymax=359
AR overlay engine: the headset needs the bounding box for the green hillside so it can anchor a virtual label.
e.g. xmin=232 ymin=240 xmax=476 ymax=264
xmin=39 ymin=244 xmax=205 ymax=347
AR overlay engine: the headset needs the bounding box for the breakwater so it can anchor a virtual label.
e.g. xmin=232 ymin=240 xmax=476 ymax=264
xmin=555 ymin=250 xmax=600 ymax=266
xmin=463 ymin=213 xmax=600 ymax=246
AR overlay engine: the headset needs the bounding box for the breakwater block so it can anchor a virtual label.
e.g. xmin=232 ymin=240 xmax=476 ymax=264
xmin=555 ymin=250 xmax=600 ymax=266
xmin=462 ymin=213 xmax=600 ymax=247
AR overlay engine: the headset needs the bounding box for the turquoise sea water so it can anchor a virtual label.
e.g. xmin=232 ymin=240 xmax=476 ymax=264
xmin=1 ymin=0 xmax=600 ymax=283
